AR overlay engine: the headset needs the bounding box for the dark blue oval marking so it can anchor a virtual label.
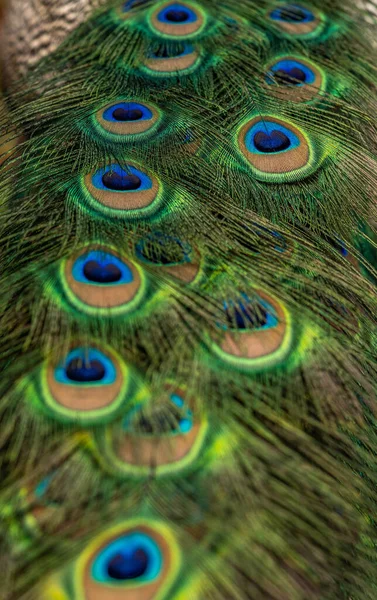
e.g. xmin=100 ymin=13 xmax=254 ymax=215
xmin=245 ymin=121 xmax=300 ymax=155
xmin=92 ymin=165 xmax=152 ymax=193
xmin=55 ymin=348 xmax=116 ymax=386
xmin=220 ymin=294 xmax=279 ymax=331
xmin=266 ymin=59 xmax=315 ymax=86
xmin=91 ymin=532 xmax=162 ymax=584
xmin=102 ymin=102 xmax=153 ymax=123
xmin=157 ymin=3 xmax=198 ymax=24
xmin=72 ymin=251 xmax=134 ymax=286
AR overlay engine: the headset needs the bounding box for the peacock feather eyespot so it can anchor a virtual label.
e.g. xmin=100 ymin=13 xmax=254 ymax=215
xmin=124 ymin=392 xmax=194 ymax=437
xmin=135 ymin=231 xmax=200 ymax=283
xmin=268 ymin=3 xmax=324 ymax=37
xmin=265 ymin=56 xmax=325 ymax=102
xmin=61 ymin=245 xmax=146 ymax=316
xmin=142 ymin=42 xmax=200 ymax=76
xmin=149 ymin=1 xmax=206 ymax=39
xmin=94 ymin=387 xmax=208 ymax=476
xmin=39 ymin=345 xmax=131 ymax=424
xmin=221 ymin=294 xmax=279 ymax=332
xmin=237 ymin=115 xmax=318 ymax=182
xmin=91 ymin=532 xmax=161 ymax=584
xmin=94 ymin=100 xmax=161 ymax=140
xmin=211 ymin=290 xmax=293 ymax=371
xmin=82 ymin=163 xmax=163 ymax=219
xmin=72 ymin=520 xmax=181 ymax=600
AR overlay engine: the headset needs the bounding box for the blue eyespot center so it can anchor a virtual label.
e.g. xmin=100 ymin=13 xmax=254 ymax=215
xmin=107 ymin=548 xmax=149 ymax=580
xmin=66 ymin=358 xmax=105 ymax=383
xmin=266 ymin=59 xmax=315 ymax=86
xmin=225 ymin=301 xmax=267 ymax=330
xmin=91 ymin=532 xmax=162 ymax=585
xmin=55 ymin=348 xmax=117 ymax=386
xmin=254 ymin=130 xmax=291 ymax=153
xmin=157 ymin=3 xmax=197 ymax=24
xmin=72 ymin=250 xmax=134 ymax=286
xmin=92 ymin=165 xmax=153 ymax=193
xmin=83 ymin=260 xmax=122 ymax=283
xmin=166 ymin=8 xmax=189 ymax=22
xmin=270 ymin=4 xmax=314 ymax=23
xmin=275 ymin=66 xmax=306 ymax=84
xmin=102 ymin=171 xmax=142 ymax=191
xmin=245 ymin=120 xmax=300 ymax=155
xmin=102 ymin=102 xmax=154 ymax=123
xmin=221 ymin=295 xmax=279 ymax=331
xmin=113 ymin=107 xmax=143 ymax=121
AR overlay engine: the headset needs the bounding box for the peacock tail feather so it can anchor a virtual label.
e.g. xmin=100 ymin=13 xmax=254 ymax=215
xmin=0 ymin=0 xmax=377 ymax=598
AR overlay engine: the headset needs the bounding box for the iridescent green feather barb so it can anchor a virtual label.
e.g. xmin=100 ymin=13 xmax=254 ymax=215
xmin=0 ymin=0 xmax=376 ymax=598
